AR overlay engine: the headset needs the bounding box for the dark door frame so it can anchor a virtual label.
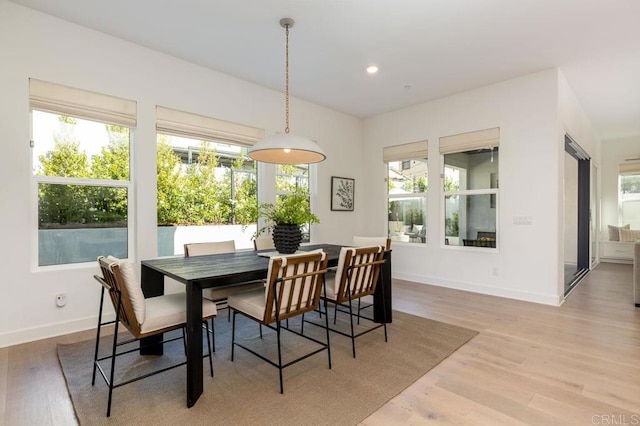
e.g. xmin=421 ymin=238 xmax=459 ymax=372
xmin=564 ymin=135 xmax=591 ymax=294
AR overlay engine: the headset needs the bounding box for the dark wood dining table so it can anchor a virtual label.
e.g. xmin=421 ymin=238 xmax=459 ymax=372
xmin=140 ymin=243 xmax=392 ymax=408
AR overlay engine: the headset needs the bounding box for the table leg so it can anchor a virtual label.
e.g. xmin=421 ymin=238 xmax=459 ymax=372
xmin=186 ymin=281 xmax=203 ymax=407
xmin=373 ymin=250 xmax=392 ymax=323
xmin=140 ymin=265 xmax=164 ymax=355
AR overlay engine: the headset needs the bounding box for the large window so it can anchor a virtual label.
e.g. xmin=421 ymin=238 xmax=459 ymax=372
xmin=384 ymin=141 xmax=428 ymax=244
xmin=30 ymin=80 xmax=135 ymax=267
xmin=619 ymin=163 xmax=640 ymax=229
xmin=155 ymin=107 xmax=263 ymax=254
xmin=441 ymin=128 xmax=499 ymax=249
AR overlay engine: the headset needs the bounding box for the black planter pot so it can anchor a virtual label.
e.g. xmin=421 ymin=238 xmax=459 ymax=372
xmin=272 ymin=224 xmax=303 ymax=254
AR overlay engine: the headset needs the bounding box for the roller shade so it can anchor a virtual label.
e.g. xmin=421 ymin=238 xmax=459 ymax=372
xmin=29 ymin=79 xmax=137 ymax=128
xmin=383 ymin=140 xmax=428 ymax=162
xmin=619 ymin=162 xmax=640 ymax=176
xmin=439 ymin=127 xmax=500 ymax=154
xmin=156 ymin=106 xmax=264 ymax=147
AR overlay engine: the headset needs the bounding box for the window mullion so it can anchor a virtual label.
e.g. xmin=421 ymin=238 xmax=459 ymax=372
xmin=34 ymin=175 xmax=130 ymax=187
xmin=444 ymin=188 xmax=497 ymax=197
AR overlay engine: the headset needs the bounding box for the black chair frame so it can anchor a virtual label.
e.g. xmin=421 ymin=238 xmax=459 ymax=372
xmin=230 ymin=271 xmax=332 ymax=394
xmin=307 ymin=257 xmax=387 ymax=358
xmin=92 ymin=274 xmax=213 ymax=417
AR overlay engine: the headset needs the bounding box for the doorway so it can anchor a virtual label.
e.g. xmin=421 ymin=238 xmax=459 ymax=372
xmin=564 ymin=135 xmax=591 ymax=294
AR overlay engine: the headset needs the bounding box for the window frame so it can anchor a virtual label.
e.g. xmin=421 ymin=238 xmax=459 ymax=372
xmin=441 ymin=151 xmax=499 ymax=250
xmin=30 ymin=111 xmax=135 ymax=270
xmin=386 ymin=158 xmax=428 ymax=245
xmin=154 ymin=106 xmax=266 ymax=254
xmin=618 ymin=171 xmax=640 ymax=229
xmin=155 ymin=131 xmax=258 ymax=255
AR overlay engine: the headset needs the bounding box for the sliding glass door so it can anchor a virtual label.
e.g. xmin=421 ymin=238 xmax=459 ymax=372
xmin=564 ymin=135 xmax=590 ymax=294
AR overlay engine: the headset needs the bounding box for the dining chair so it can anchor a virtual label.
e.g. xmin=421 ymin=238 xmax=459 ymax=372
xmin=184 ymin=240 xmax=236 ymax=257
xmin=350 ymin=236 xmax=390 ymax=318
xmin=92 ymin=256 xmax=216 ymax=417
xmin=228 ymin=250 xmax=331 ymax=393
xmin=313 ymin=245 xmax=387 ymax=358
xmin=352 ymin=236 xmax=391 ymax=250
xmin=253 ymin=236 xmax=275 ymax=251
xmin=184 ymin=240 xmax=265 ymax=350
xmin=184 ymin=242 xmax=266 ymax=307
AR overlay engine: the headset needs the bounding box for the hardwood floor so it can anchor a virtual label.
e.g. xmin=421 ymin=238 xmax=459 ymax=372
xmin=363 ymin=262 xmax=640 ymax=425
xmin=1 ymin=262 xmax=638 ymax=425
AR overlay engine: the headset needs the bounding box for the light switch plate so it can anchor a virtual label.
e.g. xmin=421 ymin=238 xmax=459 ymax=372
xmin=513 ymin=216 xmax=532 ymax=225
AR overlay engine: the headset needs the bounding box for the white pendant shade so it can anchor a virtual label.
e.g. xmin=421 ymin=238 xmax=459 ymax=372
xmin=249 ymin=133 xmax=326 ymax=164
xmin=248 ymin=18 xmax=326 ymax=165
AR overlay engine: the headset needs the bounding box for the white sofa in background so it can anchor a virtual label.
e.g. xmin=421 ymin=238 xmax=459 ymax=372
xmin=601 ymin=225 xmax=636 ymax=264
xmin=600 ymin=241 xmax=635 ymax=263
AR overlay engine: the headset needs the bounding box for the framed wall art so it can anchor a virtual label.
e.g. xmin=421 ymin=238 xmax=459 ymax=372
xmin=331 ymin=176 xmax=355 ymax=211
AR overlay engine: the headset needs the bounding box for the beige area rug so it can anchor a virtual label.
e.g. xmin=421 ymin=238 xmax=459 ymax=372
xmin=58 ymin=309 xmax=477 ymax=425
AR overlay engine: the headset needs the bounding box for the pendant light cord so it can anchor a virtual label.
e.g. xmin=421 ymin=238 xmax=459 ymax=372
xmin=284 ymin=23 xmax=290 ymax=134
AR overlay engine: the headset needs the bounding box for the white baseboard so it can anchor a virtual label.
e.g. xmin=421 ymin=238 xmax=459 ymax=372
xmin=1 ymin=274 xmax=563 ymax=348
xmin=0 ymin=312 xmax=115 ymax=349
xmin=393 ymin=272 xmax=563 ymax=306
xmin=599 ymin=258 xmax=633 ymax=265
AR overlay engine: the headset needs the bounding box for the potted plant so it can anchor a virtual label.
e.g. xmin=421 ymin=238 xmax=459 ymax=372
xmin=255 ymin=190 xmax=320 ymax=254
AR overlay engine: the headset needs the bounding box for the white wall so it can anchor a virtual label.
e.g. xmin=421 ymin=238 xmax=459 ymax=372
xmin=0 ymin=2 xmax=605 ymax=347
xmin=600 ymin=135 xmax=640 ymax=239
xmin=0 ymin=1 xmax=364 ymax=347
xmin=363 ymin=68 xmax=599 ymax=306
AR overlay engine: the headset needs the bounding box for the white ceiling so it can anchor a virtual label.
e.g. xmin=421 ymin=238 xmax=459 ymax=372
xmin=10 ymin=0 xmax=640 ymax=139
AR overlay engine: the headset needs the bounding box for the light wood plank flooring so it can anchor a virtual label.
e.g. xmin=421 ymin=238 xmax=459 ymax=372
xmin=363 ymin=262 xmax=640 ymax=425
xmin=1 ymin=262 xmax=638 ymax=425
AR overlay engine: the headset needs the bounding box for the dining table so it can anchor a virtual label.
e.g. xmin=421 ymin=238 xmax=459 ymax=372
xmin=140 ymin=243 xmax=392 ymax=408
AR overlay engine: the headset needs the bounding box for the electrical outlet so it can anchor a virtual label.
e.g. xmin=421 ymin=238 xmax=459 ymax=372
xmin=492 ymin=267 xmax=499 ymax=276
xmin=56 ymin=294 xmax=67 ymax=307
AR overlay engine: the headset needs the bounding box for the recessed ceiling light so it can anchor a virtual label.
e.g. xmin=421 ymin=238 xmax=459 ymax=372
xmin=366 ymin=65 xmax=379 ymax=74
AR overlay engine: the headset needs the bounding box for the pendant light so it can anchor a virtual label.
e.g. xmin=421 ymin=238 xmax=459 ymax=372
xmin=248 ymin=18 xmax=326 ymax=164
